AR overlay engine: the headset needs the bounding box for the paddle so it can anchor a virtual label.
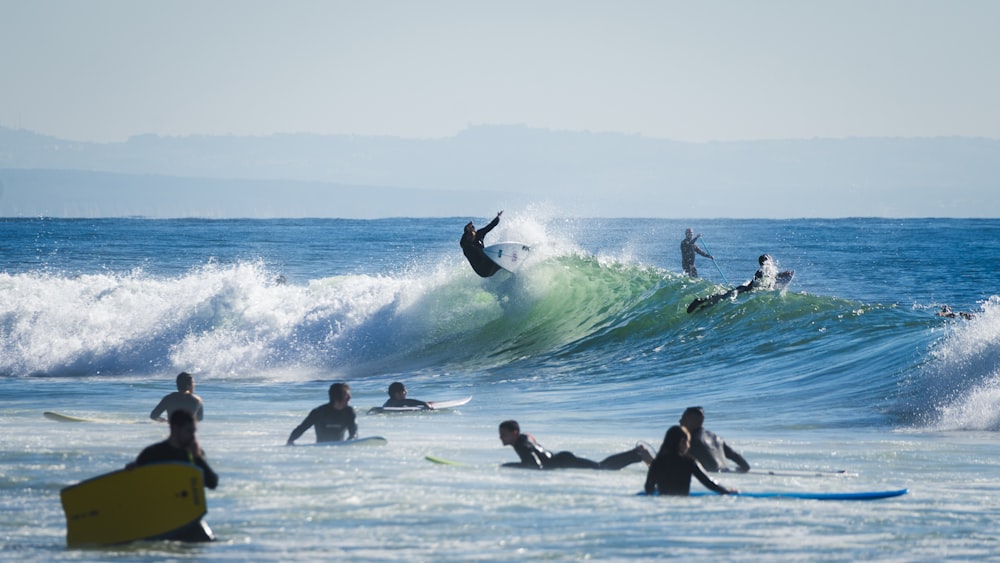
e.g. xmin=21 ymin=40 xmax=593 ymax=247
xmin=697 ymin=238 xmax=730 ymax=286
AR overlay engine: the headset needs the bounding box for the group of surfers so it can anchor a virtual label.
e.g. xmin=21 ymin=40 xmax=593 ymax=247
xmin=135 ymin=372 xmax=750 ymax=535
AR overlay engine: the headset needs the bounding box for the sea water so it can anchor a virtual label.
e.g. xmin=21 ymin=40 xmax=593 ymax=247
xmin=1 ymin=214 xmax=999 ymax=561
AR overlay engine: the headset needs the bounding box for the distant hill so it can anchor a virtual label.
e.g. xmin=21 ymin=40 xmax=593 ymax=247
xmin=1 ymin=125 xmax=997 ymax=217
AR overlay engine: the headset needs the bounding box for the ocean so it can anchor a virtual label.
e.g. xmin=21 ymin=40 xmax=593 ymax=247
xmin=2 ymin=214 xmax=999 ymax=561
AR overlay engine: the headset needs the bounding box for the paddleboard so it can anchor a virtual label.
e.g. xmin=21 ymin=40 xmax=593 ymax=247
xmin=368 ymin=396 xmax=471 ymax=414
xmin=44 ymin=411 xmax=92 ymax=423
xmin=687 ymin=488 xmax=908 ymax=500
xmin=61 ymin=462 xmax=209 ymax=547
xmin=483 ymin=242 xmax=531 ymax=273
xmin=308 ymin=436 xmax=388 ymax=447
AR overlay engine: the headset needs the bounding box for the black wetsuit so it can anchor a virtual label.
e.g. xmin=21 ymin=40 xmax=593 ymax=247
xmin=288 ymin=404 xmax=358 ymax=443
xmin=382 ymin=398 xmax=430 ymax=409
xmin=687 ymin=427 xmax=750 ymax=472
xmin=680 ymin=236 xmax=711 ymax=277
xmin=134 ymin=440 xmax=219 ymax=489
xmin=505 ymin=434 xmax=644 ymax=470
xmin=643 ymin=452 xmax=728 ymax=496
xmin=460 ymin=216 xmax=503 ymax=278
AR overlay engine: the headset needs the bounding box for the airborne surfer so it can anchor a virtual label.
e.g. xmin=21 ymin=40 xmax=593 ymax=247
xmin=460 ymin=210 xmax=503 ymax=277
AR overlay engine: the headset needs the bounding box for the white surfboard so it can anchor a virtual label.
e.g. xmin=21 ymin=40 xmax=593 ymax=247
xmin=308 ymin=436 xmax=388 ymax=447
xmin=368 ymin=396 xmax=472 ymax=414
xmin=483 ymin=242 xmax=531 ymax=273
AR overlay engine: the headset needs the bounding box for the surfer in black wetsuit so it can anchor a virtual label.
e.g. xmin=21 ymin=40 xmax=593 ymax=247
xmin=127 ymin=409 xmax=219 ymax=541
xmin=736 ymin=254 xmax=777 ymax=294
xmin=461 ymin=211 xmax=504 ymax=277
xmin=382 ymin=381 xmax=432 ymax=409
xmin=644 ymin=425 xmax=735 ymax=496
xmin=686 ymin=254 xmax=778 ymax=314
xmin=130 ymin=409 xmax=218 ymax=488
xmin=498 ymin=420 xmax=652 ymax=470
xmin=680 ymin=228 xmax=713 ymax=277
xmin=679 ymin=406 xmax=750 ymax=473
xmin=287 ymin=383 xmax=358 ymax=444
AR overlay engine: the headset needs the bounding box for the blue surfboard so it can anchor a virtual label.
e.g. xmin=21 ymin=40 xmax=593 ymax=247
xmin=690 ymin=488 xmax=908 ymax=500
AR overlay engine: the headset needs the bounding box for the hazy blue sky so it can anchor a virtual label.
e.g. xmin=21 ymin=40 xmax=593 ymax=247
xmin=2 ymin=0 xmax=998 ymax=143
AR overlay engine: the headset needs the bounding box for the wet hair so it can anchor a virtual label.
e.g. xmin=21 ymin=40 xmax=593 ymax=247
xmin=681 ymin=406 xmax=705 ymax=420
xmin=328 ymin=382 xmax=351 ymax=403
xmin=499 ymin=420 xmax=520 ymax=433
xmin=169 ymin=408 xmax=196 ymax=429
xmin=465 ymin=222 xmax=475 ymax=233
xmin=388 ymin=382 xmax=405 ymax=396
xmin=176 ymin=371 xmax=193 ymax=391
xmin=658 ymin=425 xmax=690 ymax=456
xmin=758 ymin=254 xmax=771 ymax=265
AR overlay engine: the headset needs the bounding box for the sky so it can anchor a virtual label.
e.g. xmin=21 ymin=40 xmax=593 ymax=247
xmin=2 ymin=0 xmax=999 ymax=144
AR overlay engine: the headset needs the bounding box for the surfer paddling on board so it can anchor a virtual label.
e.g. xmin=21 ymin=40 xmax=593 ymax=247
xmin=681 ymin=228 xmax=713 ymax=277
xmin=382 ymin=382 xmax=432 ymax=409
xmin=687 ymin=254 xmax=786 ymax=314
xmin=679 ymin=406 xmax=750 ymax=473
xmin=461 ymin=210 xmax=504 ymax=277
xmin=498 ymin=420 xmax=653 ymax=470
xmin=644 ymin=425 xmax=736 ymax=496
xmin=150 ymin=371 xmax=204 ymax=422
xmin=287 ymin=383 xmax=358 ymax=444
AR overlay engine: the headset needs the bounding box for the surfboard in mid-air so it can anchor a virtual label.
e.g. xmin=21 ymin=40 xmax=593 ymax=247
xmin=686 ymin=270 xmax=795 ymax=314
xmin=688 ymin=488 xmax=907 ymax=501
xmin=60 ymin=462 xmax=211 ymax=547
xmin=483 ymin=242 xmax=531 ymax=273
xmin=368 ymin=396 xmax=472 ymax=414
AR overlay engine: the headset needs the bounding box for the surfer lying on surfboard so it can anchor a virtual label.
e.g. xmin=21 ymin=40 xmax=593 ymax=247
xmin=461 ymin=210 xmax=504 ymax=277
xmin=687 ymin=254 xmax=792 ymax=314
xmin=382 ymin=382 xmax=432 ymax=410
xmin=498 ymin=420 xmax=654 ymax=470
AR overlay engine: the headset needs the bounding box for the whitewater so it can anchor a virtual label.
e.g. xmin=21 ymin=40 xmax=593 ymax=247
xmin=2 ymin=214 xmax=999 ymax=561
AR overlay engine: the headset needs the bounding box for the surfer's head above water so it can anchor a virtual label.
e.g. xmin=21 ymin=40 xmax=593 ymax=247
xmin=465 ymin=222 xmax=475 ymax=234
xmin=759 ymin=254 xmax=772 ymax=265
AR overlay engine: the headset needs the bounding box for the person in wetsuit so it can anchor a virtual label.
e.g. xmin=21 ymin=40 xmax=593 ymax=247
xmin=680 ymin=228 xmax=713 ymax=277
xmin=460 ymin=211 xmax=504 ymax=277
xmin=498 ymin=420 xmax=652 ymax=470
xmin=679 ymin=406 xmax=750 ymax=473
xmin=150 ymin=371 xmax=204 ymax=422
xmin=644 ymin=425 xmax=735 ymax=496
xmin=735 ymin=254 xmax=777 ymax=295
xmin=687 ymin=253 xmax=783 ymax=314
xmin=128 ymin=408 xmax=219 ymax=541
xmin=382 ymin=381 xmax=432 ymax=409
xmin=287 ymin=382 xmax=358 ymax=444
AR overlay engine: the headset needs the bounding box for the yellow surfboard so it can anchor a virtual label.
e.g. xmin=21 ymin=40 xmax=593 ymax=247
xmin=60 ymin=462 xmax=208 ymax=547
